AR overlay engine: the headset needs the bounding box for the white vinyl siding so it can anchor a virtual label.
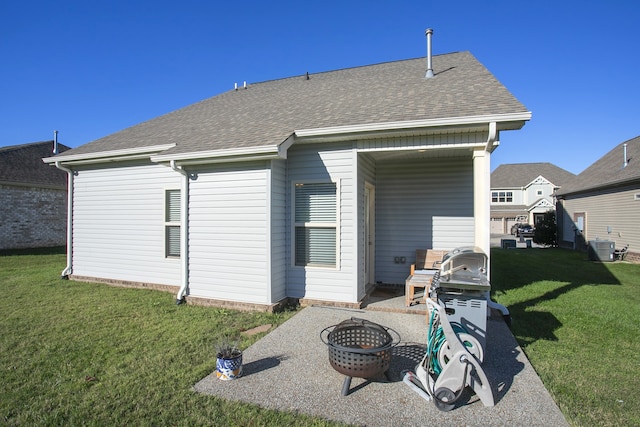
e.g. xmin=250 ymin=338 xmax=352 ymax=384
xmin=71 ymin=162 xmax=182 ymax=285
xmin=375 ymin=157 xmax=474 ymax=284
xmin=560 ymin=186 xmax=640 ymax=251
xmin=287 ymin=143 xmax=356 ymax=303
xmin=269 ymin=160 xmax=287 ymax=303
xmin=187 ymin=163 xmax=271 ymax=304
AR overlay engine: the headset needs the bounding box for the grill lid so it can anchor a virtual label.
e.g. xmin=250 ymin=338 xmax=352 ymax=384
xmin=439 ymin=246 xmax=490 ymax=291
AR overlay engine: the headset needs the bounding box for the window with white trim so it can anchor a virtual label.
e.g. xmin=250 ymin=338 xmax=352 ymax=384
xmin=165 ymin=189 xmax=181 ymax=258
xmin=491 ymin=191 xmax=513 ymax=203
xmin=294 ymin=182 xmax=337 ymax=267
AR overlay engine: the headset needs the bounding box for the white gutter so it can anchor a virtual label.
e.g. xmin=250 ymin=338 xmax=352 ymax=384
xmin=358 ymin=141 xmax=487 ymax=154
xmin=54 ymin=161 xmax=74 ymax=278
xmin=484 ymin=121 xmax=498 ymax=152
xmin=152 ymin=136 xmax=297 ymax=166
xmin=42 ymin=143 xmax=176 ymax=165
xmin=152 ymin=144 xmax=281 ymax=164
xmin=295 ymin=112 xmax=532 ymax=138
xmin=170 ymin=160 xmax=190 ymax=304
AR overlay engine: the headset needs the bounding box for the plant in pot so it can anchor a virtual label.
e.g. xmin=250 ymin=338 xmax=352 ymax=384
xmin=215 ymin=338 xmax=243 ymax=380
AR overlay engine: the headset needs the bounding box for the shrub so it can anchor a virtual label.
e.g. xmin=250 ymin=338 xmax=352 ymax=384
xmin=533 ymin=209 xmax=557 ymax=246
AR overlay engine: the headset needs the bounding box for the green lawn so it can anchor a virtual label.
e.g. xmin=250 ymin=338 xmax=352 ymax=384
xmin=0 ymin=248 xmax=342 ymax=426
xmin=1 ymin=247 xmax=638 ymax=426
xmin=491 ymin=248 xmax=640 ymax=427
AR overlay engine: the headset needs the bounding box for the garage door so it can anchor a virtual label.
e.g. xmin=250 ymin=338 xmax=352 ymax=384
xmin=490 ymin=218 xmax=504 ymax=234
xmin=505 ymin=217 xmax=517 ymax=234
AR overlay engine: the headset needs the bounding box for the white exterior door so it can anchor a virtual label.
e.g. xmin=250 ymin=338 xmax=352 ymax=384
xmin=364 ymin=182 xmax=375 ymax=286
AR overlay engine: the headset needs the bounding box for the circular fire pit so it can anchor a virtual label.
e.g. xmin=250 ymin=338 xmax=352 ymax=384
xmin=320 ymin=317 xmax=400 ymax=396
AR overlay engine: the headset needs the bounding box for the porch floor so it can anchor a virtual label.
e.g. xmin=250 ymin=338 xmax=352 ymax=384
xmin=361 ymin=284 xmax=429 ymax=315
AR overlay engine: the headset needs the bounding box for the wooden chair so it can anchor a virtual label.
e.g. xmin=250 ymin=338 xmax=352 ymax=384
xmin=410 ymin=249 xmax=447 ymax=275
xmin=405 ymin=249 xmax=447 ymax=306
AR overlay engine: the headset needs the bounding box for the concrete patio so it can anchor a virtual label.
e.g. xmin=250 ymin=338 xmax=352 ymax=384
xmin=194 ymin=290 xmax=568 ymax=426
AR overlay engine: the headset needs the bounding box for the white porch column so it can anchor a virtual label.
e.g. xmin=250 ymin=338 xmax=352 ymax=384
xmin=473 ymin=148 xmax=491 ymax=257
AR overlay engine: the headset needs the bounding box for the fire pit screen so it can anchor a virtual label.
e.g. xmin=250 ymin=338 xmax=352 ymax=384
xmin=320 ymin=317 xmax=400 ymax=396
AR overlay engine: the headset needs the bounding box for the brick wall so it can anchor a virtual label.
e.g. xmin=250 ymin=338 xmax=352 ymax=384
xmin=0 ymin=184 xmax=67 ymax=250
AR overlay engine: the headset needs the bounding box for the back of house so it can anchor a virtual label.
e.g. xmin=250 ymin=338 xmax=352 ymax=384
xmin=44 ymin=44 xmax=531 ymax=310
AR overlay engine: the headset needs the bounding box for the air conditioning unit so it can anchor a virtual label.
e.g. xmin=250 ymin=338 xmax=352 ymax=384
xmin=588 ymin=240 xmax=615 ymax=262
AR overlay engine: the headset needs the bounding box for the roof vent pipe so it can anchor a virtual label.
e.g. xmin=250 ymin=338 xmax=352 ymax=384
xmin=53 ymin=130 xmax=59 ymax=154
xmin=623 ymin=143 xmax=628 ymax=168
xmin=425 ymin=28 xmax=434 ymax=78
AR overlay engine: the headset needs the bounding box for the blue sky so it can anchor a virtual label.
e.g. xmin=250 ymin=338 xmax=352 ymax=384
xmin=2 ymin=0 xmax=638 ymax=174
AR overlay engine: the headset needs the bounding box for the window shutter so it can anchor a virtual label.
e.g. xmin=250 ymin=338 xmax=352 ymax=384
xmin=166 ymin=226 xmax=181 ymax=257
xmin=166 ymin=190 xmax=181 ymax=222
xmin=294 ymin=183 xmax=337 ymax=267
xmin=295 ymin=183 xmax=336 ymax=223
xmin=295 ymin=227 xmax=337 ymax=266
xmin=165 ymin=189 xmax=181 ymax=257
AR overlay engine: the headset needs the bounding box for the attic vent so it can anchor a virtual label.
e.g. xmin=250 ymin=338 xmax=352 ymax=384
xmin=425 ymin=28 xmax=434 ymax=78
xmin=53 ymin=130 xmax=59 ymax=154
xmin=634 ymin=193 xmax=640 ymax=201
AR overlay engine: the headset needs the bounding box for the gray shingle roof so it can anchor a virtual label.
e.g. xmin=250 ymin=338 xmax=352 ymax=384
xmin=491 ymin=163 xmax=576 ymax=188
xmin=55 ymin=51 xmax=529 ymax=159
xmin=0 ymin=141 xmax=70 ymax=188
xmin=557 ymin=135 xmax=640 ymax=196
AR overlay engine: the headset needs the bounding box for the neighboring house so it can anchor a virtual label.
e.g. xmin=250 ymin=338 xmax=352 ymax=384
xmin=490 ymin=163 xmax=575 ymax=234
xmin=0 ymin=141 xmax=70 ymax=250
xmin=43 ymin=49 xmax=531 ymax=310
xmin=556 ymin=136 xmax=639 ymax=262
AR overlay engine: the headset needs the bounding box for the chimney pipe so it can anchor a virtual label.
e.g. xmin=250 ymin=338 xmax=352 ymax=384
xmin=53 ymin=130 xmax=59 ymax=154
xmin=425 ymin=28 xmax=434 ymax=78
xmin=623 ymin=143 xmax=628 ymax=168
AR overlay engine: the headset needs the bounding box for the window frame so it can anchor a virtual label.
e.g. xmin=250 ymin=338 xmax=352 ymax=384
xmin=164 ymin=188 xmax=181 ymax=258
xmin=292 ymin=181 xmax=340 ymax=269
xmin=491 ymin=191 xmax=513 ymax=203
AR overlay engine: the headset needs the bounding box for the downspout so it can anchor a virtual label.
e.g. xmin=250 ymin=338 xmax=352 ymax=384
xmin=484 ymin=121 xmax=497 ymax=152
xmin=170 ymin=160 xmax=189 ymax=304
xmin=477 ymin=122 xmax=510 ymax=321
xmin=54 ymin=161 xmax=73 ymax=278
xmin=475 ymin=122 xmax=497 ymax=255
xmin=474 ymin=121 xmax=497 ymax=272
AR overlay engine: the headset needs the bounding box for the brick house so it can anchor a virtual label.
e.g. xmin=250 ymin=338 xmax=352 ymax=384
xmin=0 ymin=141 xmax=70 ymax=250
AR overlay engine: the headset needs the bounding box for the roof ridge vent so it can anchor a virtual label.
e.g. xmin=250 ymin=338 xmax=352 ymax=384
xmin=425 ymin=28 xmax=434 ymax=78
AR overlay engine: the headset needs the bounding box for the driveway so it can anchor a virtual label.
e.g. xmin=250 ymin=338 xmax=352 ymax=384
xmin=491 ymin=233 xmax=543 ymax=248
